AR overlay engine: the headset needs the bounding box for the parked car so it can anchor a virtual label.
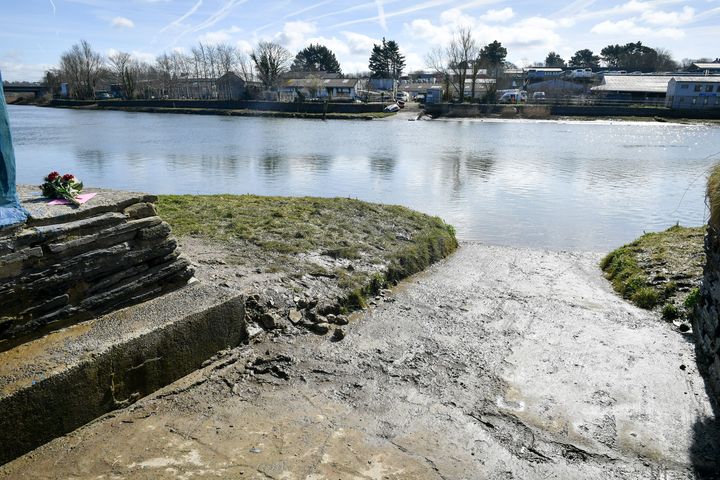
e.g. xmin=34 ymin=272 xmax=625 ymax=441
xmin=414 ymin=93 xmax=426 ymax=103
xmin=384 ymin=103 xmax=400 ymax=112
xmin=395 ymin=91 xmax=409 ymax=102
xmin=532 ymin=91 xmax=546 ymax=102
xmin=498 ymin=91 xmax=527 ymax=104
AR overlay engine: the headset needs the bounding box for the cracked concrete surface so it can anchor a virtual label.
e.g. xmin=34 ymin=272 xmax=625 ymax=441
xmin=1 ymin=244 xmax=718 ymax=479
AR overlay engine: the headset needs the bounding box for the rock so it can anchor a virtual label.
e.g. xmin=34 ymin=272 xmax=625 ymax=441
xmin=288 ymin=309 xmax=302 ymax=324
xmin=334 ymin=315 xmax=349 ymax=325
xmin=308 ymin=322 xmax=330 ymax=335
xmin=332 ymin=328 xmax=345 ymax=342
xmin=326 ymin=313 xmax=337 ymax=323
xmin=293 ymin=296 xmax=300 ymax=304
xmin=123 ymin=202 xmax=157 ymax=220
xmin=258 ymin=312 xmax=277 ymax=330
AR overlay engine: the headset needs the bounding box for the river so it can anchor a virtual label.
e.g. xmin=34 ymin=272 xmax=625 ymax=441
xmin=8 ymin=105 xmax=720 ymax=250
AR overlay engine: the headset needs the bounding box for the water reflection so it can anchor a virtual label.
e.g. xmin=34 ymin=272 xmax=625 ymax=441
xmin=369 ymin=155 xmax=396 ymax=178
xmin=8 ymin=105 xmax=720 ymax=251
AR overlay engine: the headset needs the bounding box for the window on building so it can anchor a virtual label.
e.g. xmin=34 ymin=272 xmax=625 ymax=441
xmin=692 ymin=98 xmax=697 ymax=104
xmin=694 ymin=84 xmax=702 ymax=92
xmin=680 ymin=84 xmax=689 ymax=89
xmin=703 ymin=98 xmax=709 ymax=105
xmin=706 ymin=85 xmax=714 ymax=92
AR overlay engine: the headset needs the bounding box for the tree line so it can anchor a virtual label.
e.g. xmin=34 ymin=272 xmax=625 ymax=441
xmin=42 ymin=37 xmax=408 ymax=100
xmin=545 ymin=41 xmax=677 ymax=71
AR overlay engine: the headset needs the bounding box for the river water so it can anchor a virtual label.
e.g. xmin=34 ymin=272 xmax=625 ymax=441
xmin=8 ymin=105 xmax=720 ymax=250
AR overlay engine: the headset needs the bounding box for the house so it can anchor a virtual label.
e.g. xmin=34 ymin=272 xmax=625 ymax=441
xmin=591 ymin=75 xmax=671 ymax=102
xmin=279 ymin=76 xmax=361 ymax=100
xmin=369 ymin=78 xmax=396 ymax=91
xmin=685 ymin=62 xmax=720 ymax=75
xmin=665 ymin=76 xmax=720 ymax=109
xmin=215 ymin=72 xmax=260 ymax=100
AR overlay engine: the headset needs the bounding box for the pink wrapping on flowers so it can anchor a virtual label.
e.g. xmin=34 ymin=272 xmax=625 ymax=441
xmin=48 ymin=192 xmax=97 ymax=205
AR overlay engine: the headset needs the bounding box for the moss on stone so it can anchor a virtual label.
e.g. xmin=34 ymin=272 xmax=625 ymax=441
xmin=158 ymin=194 xmax=458 ymax=310
xmin=601 ymin=224 xmax=704 ymax=316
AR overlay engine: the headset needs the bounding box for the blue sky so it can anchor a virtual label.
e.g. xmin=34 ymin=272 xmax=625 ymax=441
xmin=1 ymin=0 xmax=719 ymax=81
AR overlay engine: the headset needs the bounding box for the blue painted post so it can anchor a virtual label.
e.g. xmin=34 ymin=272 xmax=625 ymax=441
xmin=0 ymin=71 xmax=28 ymax=228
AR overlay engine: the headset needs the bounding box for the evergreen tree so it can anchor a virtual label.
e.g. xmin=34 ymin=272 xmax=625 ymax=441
xmin=291 ymin=44 xmax=341 ymax=73
xmin=479 ymin=40 xmax=507 ymax=77
xmin=368 ymin=38 xmax=405 ymax=79
xmin=569 ymin=49 xmax=600 ymax=69
xmin=545 ymin=51 xmax=566 ymax=68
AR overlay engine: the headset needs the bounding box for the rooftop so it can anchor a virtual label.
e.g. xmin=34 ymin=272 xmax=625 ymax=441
xmin=671 ymin=76 xmax=720 ymax=83
xmin=691 ymin=63 xmax=720 ymax=70
xmin=284 ymin=77 xmax=359 ymax=89
xmin=592 ymin=75 xmax=671 ymax=93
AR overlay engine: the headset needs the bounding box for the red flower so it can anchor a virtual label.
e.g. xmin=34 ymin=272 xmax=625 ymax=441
xmin=62 ymin=174 xmax=75 ymax=181
xmin=47 ymin=171 xmax=60 ymax=181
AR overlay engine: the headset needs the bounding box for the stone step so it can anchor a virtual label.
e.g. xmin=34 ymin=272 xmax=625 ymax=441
xmin=0 ymin=283 xmax=246 ymax=466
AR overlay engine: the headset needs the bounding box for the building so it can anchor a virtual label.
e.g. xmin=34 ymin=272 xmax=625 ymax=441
xmin=591 ymin=75 xmax=671 ymax=102
xmin=215 ymin=72 xmax=259 ymax=100
xmin=686 ymin=62 xmax=720 ymax=75
xmin=666 ymin=76 xmax=720 ymax=109
xmin=279 ymin=76 xmax=361 ymax=100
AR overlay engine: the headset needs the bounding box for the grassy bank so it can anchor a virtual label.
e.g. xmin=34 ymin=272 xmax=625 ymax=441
xmin=600 ymin=225 xmax=704 ymax=319
xmin=52 ymin=104 xmax=395 ymax=120
xmin=158 ymin=195 xmax=457 ymax=310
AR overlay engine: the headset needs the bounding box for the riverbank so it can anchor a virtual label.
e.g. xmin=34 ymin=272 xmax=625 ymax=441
xmin=49 ymin=103 xmax=395 ymax=120
xmin=157 ymin=194 xmax=457 ymax=324
xmin=601 ymin=225 xmax=704 ymax=324
xmin=3 ymin=243 xmax=717 ymax=479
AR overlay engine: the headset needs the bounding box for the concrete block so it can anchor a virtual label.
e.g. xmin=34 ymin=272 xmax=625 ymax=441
xmin=0 ymin=284 xmax=245 ymax=466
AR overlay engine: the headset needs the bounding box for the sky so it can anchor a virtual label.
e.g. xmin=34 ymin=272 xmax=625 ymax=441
xmin=1 ymin=0 xmax=719 ymax=81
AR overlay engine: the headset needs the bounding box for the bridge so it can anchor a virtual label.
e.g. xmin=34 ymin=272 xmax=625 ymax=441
xmin=3 ymin=84 xmax=49 ymax=98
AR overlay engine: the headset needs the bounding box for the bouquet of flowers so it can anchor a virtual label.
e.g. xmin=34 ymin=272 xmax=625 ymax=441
xmin=40 ymin=171 xmax=84 ymax=206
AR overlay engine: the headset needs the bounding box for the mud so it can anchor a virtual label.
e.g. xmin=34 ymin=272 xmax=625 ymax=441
xmin=2 ymin=243 xmax=718 ymax=479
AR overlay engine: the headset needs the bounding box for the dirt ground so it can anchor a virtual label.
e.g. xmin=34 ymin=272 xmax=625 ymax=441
xmin=2 ymin=243 xmax=719 ymax=479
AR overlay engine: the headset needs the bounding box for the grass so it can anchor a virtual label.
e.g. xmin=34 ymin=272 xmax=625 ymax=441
xmin=708 ymin=163 xmax=720 ymax=230
xmin=600 ymin=224 xmax=704 ymax=317
xmin=158 ymin=195 xmax=457 ymax=310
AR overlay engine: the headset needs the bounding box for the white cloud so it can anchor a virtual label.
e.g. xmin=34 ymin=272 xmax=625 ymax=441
xmin=342 ymin=31 xmax=377 ymax=54
xmin=275 ymin=20 xmax=318 ymax=51
xmin=591 ymin=19 xmax=685 ymax=39
xmin=480 ymin=7 xmax=515 ymax=23
xmin=112 ymin=16 xmax=135 ymax=29
xmin=0 ymin=61 xmax=54 ymax=82
xmin=196 ymin=25 xmax=241 ymax=44
xmin=640 ymin=6 xmax=695 ymax=25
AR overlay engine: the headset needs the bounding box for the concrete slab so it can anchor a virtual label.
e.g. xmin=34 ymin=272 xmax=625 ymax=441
xmin=16 ymin=184 xmax=157 ymax=227
xmin=0 ymin=283 xmax=246 ymax=465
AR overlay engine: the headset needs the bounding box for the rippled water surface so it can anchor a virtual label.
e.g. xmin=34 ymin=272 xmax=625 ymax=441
xmin=9 ymin=105 xmax=720 ymax=250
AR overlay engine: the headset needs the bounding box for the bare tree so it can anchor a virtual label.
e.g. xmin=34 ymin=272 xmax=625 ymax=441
xmin=235 ymin=49 xmax=255 ymax=81
xmin=108 ymin=51 xmax=144 ymax=99
xmin=425 ymin=28 xmax=480 ymax=101
xmin=251 ymin=41 xmax=292 ymax=90
xmin=59 ymin=40 xmax=104 ymax=99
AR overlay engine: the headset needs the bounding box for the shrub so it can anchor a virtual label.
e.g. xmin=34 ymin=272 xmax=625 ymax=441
xmin=661 ymin=303 xmax=679 ymax=320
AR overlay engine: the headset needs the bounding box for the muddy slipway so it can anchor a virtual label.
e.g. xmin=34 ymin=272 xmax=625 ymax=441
xmin=2 ymin=244 xmax=718 ymax=479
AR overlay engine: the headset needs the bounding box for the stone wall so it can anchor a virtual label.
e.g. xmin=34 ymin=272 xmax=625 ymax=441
xmin=0 ymin=186 xmax=193 ymax=349
xmin=696 ymin=226 xmax=720 ymax=398
xmin=51 ymin=99 xmax=386 ymax=114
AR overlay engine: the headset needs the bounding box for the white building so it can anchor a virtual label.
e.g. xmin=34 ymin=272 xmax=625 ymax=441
xmin=666 ymin=76 xmax=720 ymax=109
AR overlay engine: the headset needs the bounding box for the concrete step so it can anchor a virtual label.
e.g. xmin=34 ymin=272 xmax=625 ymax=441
xmin=0 ymin=283 xmax=246 ymax=465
